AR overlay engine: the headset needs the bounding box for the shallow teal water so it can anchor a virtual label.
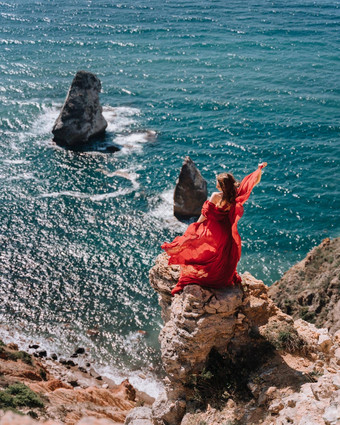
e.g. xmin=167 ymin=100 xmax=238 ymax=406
xmin=0 ymin=0 xmax=339 ymax=394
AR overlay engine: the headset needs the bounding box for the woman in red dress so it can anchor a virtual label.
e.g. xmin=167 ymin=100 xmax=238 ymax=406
xmin=161 ymin=163 xmax=267 ymax=296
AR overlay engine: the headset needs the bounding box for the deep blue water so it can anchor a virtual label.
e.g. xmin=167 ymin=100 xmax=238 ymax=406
xmin=0 ymin=0 xmax=339 ymax=395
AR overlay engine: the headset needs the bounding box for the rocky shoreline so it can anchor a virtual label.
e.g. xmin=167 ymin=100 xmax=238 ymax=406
xmin=0 ymin=337 xmax=154 ymax=424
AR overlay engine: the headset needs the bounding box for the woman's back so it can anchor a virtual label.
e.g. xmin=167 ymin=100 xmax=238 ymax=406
xmin=209 ymin=192 xmax=232 ymax=211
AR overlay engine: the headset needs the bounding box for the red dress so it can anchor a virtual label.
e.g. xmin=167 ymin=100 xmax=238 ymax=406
xmin=161 ymin=165 xmax=264 ymax=296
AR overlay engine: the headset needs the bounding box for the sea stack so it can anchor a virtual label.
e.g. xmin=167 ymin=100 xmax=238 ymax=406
xmin=174 ymin=156 xmax=207 ymax=219
xmin=52 ymin=70 xmax=108 ymax=148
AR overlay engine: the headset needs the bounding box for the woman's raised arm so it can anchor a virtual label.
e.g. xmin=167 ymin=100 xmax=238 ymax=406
xmin=236 ymin=162 xmax=267 ymax=206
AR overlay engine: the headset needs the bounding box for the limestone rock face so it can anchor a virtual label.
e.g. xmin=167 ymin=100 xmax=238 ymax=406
xmin=52 ymin=71 xmax=108 ymax=147
xmin=149 ymin=252 xmax=340 ymax=425
xmin=269 ymin=237 xmax=340 ymax=334
xmin=150 ymin=254 xmax=278 ymax=384
xmin=148 ymin=253 xmax=280 ymax=424
xmin=124 ymin=406 xmax=153 ymax=425
xmin=173 ymin=157 xmax=207 ymax=219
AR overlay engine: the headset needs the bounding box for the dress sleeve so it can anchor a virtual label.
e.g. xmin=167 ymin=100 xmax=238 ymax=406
xmin=235 ymin=164 xmax=264 ymax=205
xmin=228 ymin=164 xmax=264 ymax=262
xmin=201 ymin=200 xmax=211 ymax=218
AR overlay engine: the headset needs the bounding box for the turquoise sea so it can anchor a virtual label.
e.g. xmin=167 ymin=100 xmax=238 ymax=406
xmin=0 ymin=0 xmax=339 ymax=395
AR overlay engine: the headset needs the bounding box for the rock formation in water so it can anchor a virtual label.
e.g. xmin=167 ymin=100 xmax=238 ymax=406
xmin=0 ymin=340 xmax=153 ymax=425
xmin=173 ymin=157 xmax=207 ymax=219
xmin=126 ymin=252 xmax=340 ymax=425
xmin=269 ymin=237 xmax=340 ymax=335
xmin=52 ymin=71 xmax=108 ymax=148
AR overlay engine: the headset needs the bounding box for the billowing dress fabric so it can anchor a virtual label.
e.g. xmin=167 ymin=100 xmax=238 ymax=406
xmin=161 ymin=165 xmax=264 ymax=296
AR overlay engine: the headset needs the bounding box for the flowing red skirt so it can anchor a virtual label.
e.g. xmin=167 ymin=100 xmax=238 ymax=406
xmin=161 ymin=165 xmax=263 ymax=296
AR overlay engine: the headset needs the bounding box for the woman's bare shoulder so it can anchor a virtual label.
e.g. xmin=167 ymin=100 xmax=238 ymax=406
xmin=209 ymin=192 xmax=222 ymax=204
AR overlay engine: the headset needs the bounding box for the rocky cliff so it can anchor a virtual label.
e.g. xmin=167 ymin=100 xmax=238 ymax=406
xmin=127 ymin=252 xmax=340 ymax=425
xmin=269 ymin=237 xmax=340 ymax=335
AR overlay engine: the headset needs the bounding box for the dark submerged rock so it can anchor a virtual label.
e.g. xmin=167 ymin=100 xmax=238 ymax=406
xmin=174 ymin=156 xmax=208 ymax=219
xmin=29 ymin=344 xmax=39 ymax=349
xmin=52 ymin=70 xmax=108 ymax=148
xmin=78 ymin=366 xmax=87 ymax=373
xmin=105 ymin=144 xmax=120 ymax=153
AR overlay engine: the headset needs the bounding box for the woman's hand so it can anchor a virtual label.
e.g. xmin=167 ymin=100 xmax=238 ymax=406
xmin=255 ymin=162 xmax=267 ymax=185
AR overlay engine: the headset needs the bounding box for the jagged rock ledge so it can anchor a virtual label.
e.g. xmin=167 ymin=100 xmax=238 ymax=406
xmin=127 ymin=252 xmax=340 ymax=425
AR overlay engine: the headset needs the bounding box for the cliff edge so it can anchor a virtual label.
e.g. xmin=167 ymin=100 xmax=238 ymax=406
xmin=127 ymin=252 xmax=340 ymax=425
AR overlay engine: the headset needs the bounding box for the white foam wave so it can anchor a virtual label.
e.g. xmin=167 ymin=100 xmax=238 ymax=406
xmin=103 ymin=106 xmax=140 ymax=133
xmin=89 ymin=188 xmax=131 ymax=201
xmin=96 ymin=364 xmax=164 ymax=399
xmin=103 ymin=106 xmax=156 ymax=154
xmin=30 ymin=104 xmax=60 ymax=136
xmin=98 ymin=168 xmax=141 ymax=190
xmin=121 ymin=88 xmax=132 ymax=95
xmin=3 ymin=172 xmax=35 ymax=182
xmin=39 ymin=188 xmax=131 ymax=201
xmin=27 ymin=103 xmax=155 ymax=154
xmin=29 ymin=104 xmax=135 ymax=140
xmin=149 ymin=190 xmax=187 ymax=232
xmin=115 ymin=131 xmax=156 ymax=154
xmin=2 ymin=159 xmax=29 ymax=164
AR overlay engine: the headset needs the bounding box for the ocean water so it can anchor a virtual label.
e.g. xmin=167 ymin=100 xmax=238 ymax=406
xmin=0 ymin=0 xmax=339 ymax=396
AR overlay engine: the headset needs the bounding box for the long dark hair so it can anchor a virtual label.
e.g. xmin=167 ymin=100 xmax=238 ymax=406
xmin=217 ymin=172 xmax=239 ymax=207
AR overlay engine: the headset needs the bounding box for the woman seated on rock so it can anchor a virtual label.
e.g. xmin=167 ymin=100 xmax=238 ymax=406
xmin=161 ymin=163 xmax=267 ymax=295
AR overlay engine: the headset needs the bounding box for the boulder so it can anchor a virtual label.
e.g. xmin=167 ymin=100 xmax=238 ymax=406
xmin=52 ymin=70 xmax=108 ymax=147
xmin=173 ymin=156 xmax=207 ymax=219
xmin=124 ymin=406 xmax=153 ymax=425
